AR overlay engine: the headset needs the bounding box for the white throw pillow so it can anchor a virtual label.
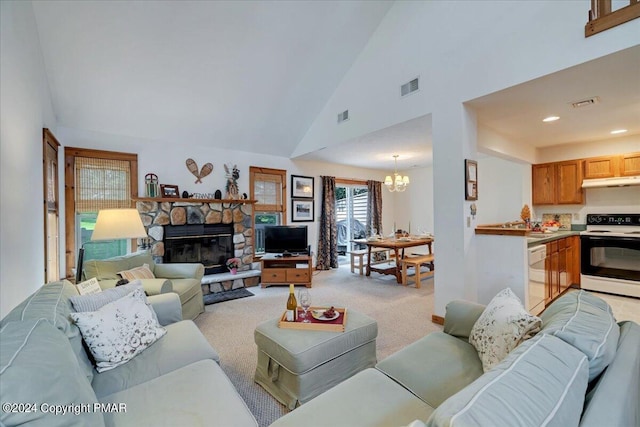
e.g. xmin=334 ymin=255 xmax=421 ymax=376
xmin=469 ymin=288 xmax=542 ymax=372
xmin=70 ymin=288 xmax=166 ymax=372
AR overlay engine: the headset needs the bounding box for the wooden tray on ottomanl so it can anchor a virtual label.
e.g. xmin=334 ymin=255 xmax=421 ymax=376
xmin=278 ymin=307 xmax=347 ymax=332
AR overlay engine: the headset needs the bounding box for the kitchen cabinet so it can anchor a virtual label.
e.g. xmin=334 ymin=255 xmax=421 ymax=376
xmin=556 ymin=161 xmax=584 ymax=204
xmin=546 ymin=241 xmax=560 ymax=303
xmin=532 ymin=160 xmax=583 ymax=205
xmin=545 ymin=235 xmax=580 ymax=305
xmin=532 ymin=164 xmax=555 ymax=205
xmin=584 ymin=156 xmax=617 ymax=178
xmin=568 ymin=235 xmax=581 ymax=287
xmin=584 ymin=152 xmax=640 ymax=178
xmin=620 ymin=152 xmax=640 ymax=176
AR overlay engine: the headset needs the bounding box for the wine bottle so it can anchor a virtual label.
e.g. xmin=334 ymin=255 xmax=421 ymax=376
xmin=286 ymin=284 xmax=297 ymax=321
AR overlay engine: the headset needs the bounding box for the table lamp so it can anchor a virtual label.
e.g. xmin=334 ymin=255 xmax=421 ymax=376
xmin=76 ymin=208 xmax=148 ymax=283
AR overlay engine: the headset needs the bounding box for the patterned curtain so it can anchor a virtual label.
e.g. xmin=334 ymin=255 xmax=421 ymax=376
xmin=367 ymin=180 xmax=385 ymax=261
xmin=367 ymin=180 xmax=383 ymax=236
xmin=316 ymin=176 xmax=338 ymax=270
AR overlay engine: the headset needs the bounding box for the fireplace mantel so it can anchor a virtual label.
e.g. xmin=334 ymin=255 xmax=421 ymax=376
xmin=134 ymin=197 xmax=257 ymax=204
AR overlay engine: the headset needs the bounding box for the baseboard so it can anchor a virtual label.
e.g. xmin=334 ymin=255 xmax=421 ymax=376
xmin=431 ymin=314 xmax=444 ymax=325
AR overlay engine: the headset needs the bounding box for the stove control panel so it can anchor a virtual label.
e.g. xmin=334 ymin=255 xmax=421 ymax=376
xmin=586 ymin=214 xmax=640 ymax=226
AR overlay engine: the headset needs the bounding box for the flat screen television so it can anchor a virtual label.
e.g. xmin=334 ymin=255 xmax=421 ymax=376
xmin=264 ymin=225 xmax=308 ymax=255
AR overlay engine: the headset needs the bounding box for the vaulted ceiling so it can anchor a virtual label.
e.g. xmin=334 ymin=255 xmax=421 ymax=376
xmin=32 ymin=0 xmax=393 ymax=156
xmin=32 ymin=1 xmax=639 ymax=171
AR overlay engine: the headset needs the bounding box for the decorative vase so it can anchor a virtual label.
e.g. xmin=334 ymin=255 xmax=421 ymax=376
xmin=230 ymin=268 xmax=237 ymax=275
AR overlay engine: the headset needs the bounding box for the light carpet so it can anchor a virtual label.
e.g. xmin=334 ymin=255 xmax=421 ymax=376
xmin=194 ymin=264 xmax=442 ymax=427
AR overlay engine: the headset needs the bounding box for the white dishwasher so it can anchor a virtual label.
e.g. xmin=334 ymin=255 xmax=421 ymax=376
xmin=527 ymin=245 xmax=547 ymax=315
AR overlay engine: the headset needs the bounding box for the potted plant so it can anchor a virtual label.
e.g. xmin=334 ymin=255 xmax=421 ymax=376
xmin=226 ymin=257 xmax=240 ymax=274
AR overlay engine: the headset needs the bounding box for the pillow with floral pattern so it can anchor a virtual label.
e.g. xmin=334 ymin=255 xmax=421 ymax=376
xmin=70 ymin=288 xmax=166 ymax=372
xmin=469 ymin=288 xmax=542 ymax=372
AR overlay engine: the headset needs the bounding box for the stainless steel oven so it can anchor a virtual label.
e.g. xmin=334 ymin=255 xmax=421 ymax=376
xmin=580 ymin=214 xmax=640 ymax=298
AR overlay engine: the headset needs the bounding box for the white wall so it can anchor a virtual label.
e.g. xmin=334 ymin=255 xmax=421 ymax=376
xmin=57 ymin=126 xmax=395 ymax=272
xmin=0 ymin=1 xmax=57 ymax=317
xmin=478 ymin=125 xmax=537 ymax=165
xmin=476 ymin=156 xmax=531 ymax=225
xmin=537 ymin=134 xmax=640 ymax=163
xmin=395 ymin=166 xmax=434 ymax=235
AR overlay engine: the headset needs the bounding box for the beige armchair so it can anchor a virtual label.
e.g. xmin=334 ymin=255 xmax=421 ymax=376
xmin=82 ymin=252 xmax=205 ymax=320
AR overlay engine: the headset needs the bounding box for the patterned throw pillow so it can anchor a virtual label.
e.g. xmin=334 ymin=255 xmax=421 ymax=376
xmin=118 ymin=263 xmax=155 ymax=281
xmin=70 ymin=288 xmax=166 ymax=372
xmin=70 ymin=280 xmax=141 ymax=312
xmin=469 ymin=288 xmax=542 ymax=372
xmin=70 ymin=280 xmax=158 ymax=323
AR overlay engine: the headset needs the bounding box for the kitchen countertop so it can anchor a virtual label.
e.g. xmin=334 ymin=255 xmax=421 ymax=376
xmin=526 ymin=230 xmax=580 ymax=247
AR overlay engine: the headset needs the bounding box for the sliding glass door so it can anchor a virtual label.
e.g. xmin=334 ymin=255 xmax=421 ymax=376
xmin=335 ymin=184 xmax=368 ymax=255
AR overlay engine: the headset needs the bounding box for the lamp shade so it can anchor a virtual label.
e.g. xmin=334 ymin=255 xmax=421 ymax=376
xmin=91 ymin=209 xmax=147 ymax=241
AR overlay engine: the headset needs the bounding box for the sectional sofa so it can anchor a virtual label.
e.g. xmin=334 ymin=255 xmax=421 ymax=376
xmin=271 ymin=290 xmax=640 ymax=427
xmin=0 ymin=280 xmax=257 ymax=427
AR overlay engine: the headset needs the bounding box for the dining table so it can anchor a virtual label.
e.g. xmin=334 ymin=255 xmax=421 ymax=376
xmin=353 ymin=236 xmax=434 ymax=284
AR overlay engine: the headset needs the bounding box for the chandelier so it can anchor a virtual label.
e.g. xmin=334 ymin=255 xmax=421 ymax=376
xmin=384 ymin=155 xmax=410 ymax=192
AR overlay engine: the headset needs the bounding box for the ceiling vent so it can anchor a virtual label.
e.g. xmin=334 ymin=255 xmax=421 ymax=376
xmin=401 ymin=78 xmax=419 ymax=97
xmin=570 ymin=97 xmax=600 ymax=108
xmin=337 ymin=110 xmax=349 ymax=124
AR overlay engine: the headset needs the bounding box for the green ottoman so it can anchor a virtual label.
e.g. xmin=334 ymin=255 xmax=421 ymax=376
xmin=254 ymin=310 xmax=378 ymax=409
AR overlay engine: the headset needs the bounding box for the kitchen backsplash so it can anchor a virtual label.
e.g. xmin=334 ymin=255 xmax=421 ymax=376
xmin=542 ymin=213 xmax=572 ymax=230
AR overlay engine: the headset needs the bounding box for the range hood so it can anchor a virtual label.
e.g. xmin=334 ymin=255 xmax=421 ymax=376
xmin=582 ymin=175 xmax=640 ymax=188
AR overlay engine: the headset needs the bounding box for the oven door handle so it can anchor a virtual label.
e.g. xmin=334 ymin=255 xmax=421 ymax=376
xmin=581 ymin=236 xmax=640 ymax=244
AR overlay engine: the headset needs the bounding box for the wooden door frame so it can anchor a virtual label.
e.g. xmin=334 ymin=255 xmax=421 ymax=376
xmin=43 ymin=129 xmax=60 ymax=282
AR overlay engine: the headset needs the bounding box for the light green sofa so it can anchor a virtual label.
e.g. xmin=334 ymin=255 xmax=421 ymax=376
xmin=270 ymin=290 xmax=640 ymax=427
xmin=82 ymin=252 xmax=205 ymax=320
xmin=0 ymin=280 xmax=257 ymax=427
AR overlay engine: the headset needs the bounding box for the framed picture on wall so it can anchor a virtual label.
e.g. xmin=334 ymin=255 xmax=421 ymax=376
xmin=464 ymin=159 xmax=478 ymax=201
xmin=291 ymin=175 xmax=314 ymax=199
xmin=292 ymin=199 xmax=314 ymax=222
xmin=160 ymin=184 xmax=180 ymax=198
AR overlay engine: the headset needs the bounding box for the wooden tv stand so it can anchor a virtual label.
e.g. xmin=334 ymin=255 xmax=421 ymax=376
xmin=261 ymin=254 xmax=312 ymax=288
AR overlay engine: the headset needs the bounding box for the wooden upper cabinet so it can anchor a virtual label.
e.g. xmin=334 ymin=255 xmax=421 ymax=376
xmin=620 ymin=152 xmax=640 ymax=176
xmin=532 ymin=160 xmax=583 ymax=205
xmin=584 ymin=152 xmax=640 ymax=178
xmin=584 ymin=156 xmax=617 ymax=179
xmin=532 ymin=163 xmax=556 ymax=205
xmin=556 ymin=160 xmax=584 ymax=204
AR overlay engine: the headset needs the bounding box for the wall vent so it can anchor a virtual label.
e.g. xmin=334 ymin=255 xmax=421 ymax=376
xmin=337 ymin=110 xmax=349 ymax=123
xmin=401 ymin=78 xmax=419 ymax=97
xmin=570 ymin=96 xmax=600 ymax=108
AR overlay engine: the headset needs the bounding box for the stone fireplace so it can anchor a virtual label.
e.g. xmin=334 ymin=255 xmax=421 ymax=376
xmin=164 ymin=223 xmax=234 ymax=275
xmin=136 ymin=200 xmax=254 ymax=273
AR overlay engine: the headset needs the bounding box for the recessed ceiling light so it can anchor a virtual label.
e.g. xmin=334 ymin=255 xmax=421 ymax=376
xmin=543 ymin=116 xmax=560 ymax=122
xmin=610 ymin=129 xmax=627 ymax=135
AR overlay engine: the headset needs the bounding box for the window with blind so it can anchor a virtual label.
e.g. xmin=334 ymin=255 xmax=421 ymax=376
xmin=64 ymin=147 xmax=138 ymax=279
xmin=250 ymin=167 xmax=286 ymax=254
xmin=74 ymin=157 xmax=131 ymax=211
